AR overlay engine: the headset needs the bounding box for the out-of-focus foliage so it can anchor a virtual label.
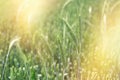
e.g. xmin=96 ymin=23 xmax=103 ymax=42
xmin=0 ymin=0 xmax=120 ymax=80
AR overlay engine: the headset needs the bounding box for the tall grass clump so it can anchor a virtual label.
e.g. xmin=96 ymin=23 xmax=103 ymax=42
xmin=0 ymin=0 xmax=120 ymax=80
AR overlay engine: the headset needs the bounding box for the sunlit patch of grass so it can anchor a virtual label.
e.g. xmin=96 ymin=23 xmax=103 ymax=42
xmin=80 ymin=0 xmax=120 ymax=79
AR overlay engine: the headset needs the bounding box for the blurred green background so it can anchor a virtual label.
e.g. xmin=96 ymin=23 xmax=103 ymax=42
xmin=0 ymin=0 xmax=120 ymax=80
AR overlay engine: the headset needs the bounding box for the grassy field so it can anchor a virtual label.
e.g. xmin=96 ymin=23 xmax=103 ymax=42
xmin=0 ymin=0 xmax=120 ymax=80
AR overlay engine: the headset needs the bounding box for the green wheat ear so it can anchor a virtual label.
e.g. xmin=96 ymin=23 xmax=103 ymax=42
xmin=1 ymin=37 xmax=27 ymax=80
xmin=62 ymin=18 xmax=77 ymax=44
xmin=16 ymin=43 xmax=27 ymax=63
